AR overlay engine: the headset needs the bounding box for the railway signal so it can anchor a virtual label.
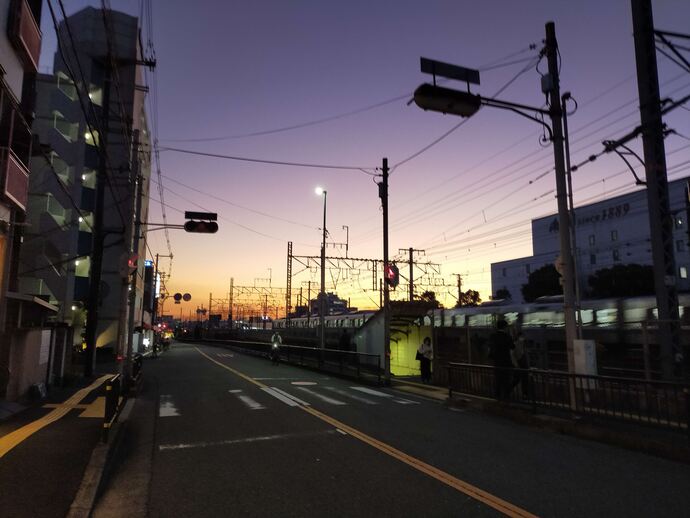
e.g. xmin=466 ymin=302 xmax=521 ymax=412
xmin=385 ymin=263 xmax=400 ymax=289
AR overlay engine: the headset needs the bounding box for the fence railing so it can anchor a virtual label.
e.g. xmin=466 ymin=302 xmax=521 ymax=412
xmin=446 ymin=362 xmax=690 ymax=436
xmin=192 ymin=338 xmax=382 ymax=384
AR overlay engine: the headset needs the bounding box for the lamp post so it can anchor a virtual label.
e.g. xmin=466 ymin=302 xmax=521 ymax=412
xmin=315 ymin=187 xmax=327 ymax=353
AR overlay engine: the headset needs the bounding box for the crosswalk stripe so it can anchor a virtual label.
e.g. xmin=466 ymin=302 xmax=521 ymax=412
xmin=323 ymin=386 xmax=378 ymax=405
xmin=270 ymin=387 xmax=310 ymax=406
xmin=237 ymin=394 xmax=265 ymax=410
xmin=295 ymin=386 xmax=347 ymax=405
xmin=350 ymin=386 xmax=394 ymax=398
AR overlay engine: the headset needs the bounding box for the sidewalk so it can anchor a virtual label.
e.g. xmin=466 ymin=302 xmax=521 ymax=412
xmin=0 ymin=371 xmax=115 ymax=518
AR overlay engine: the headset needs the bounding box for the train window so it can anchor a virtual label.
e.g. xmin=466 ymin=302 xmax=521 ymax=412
xmin=579 ymin=309 xmax=593 ymax=326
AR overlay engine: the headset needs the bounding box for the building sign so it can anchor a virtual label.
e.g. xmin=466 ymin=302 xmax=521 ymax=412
xmin=548 ymin=202 xmax=632 ymax=233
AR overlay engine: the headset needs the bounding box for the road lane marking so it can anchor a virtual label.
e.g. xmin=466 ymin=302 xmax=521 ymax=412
xmin=336 ymin=429 xmax=348 ymax=435
xmin=301 ymin=405 xmax=539 ymax=518
xmin=323 ymin=386 xmax=378 ymax=405
xmin=350 ymin=386 xmax=394 ymax=398
xmin=195 ymin=346 xmax=535 ymax=517
xmin=228 ymin=389 xmax=242 ymax=393
xmin=0 ymin=374 xmax=112 ymax=458
xmin=291 ymin=381 xmax=317 ymax=386
xmin=270 ymin=387 xmax=310 ymax=406
xmin=237 ymin=394 xmax=265 ymax=410
xmin=159 ymin=395 xmax=180 ymax=417
xmin=159 ymin=429 xmax=337 ymax=452
xmin=393 ymin=398 xmax=420 ymax=405
xmin=295 ymin=386 xmax=347 ymax=405
xmin=261 ymin=387 xmax=299 ymax=407
xmin=253 ymin=377 xmax=329 ymax=381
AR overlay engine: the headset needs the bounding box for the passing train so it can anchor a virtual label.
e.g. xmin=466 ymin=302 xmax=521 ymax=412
xmin=274 ymin=294 xmax=690 ymax=331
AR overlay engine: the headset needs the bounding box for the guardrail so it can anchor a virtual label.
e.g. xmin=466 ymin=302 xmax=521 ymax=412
xmin=446 ymin=362 xmax=690 ymax=437
xmin=102 ymin=374 xmax=124 ymax=442
xmin=190 ymin=338 xmax=382 ymax=384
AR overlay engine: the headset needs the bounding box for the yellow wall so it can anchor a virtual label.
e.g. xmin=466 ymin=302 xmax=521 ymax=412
xmin=390 ymin=325 xmax=432 ymax=376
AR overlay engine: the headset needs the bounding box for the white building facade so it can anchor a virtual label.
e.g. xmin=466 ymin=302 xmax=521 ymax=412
xmin=491 ymin=177 xmax=690 ymax=302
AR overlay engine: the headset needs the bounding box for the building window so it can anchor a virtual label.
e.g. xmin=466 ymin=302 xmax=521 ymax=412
xmin=675 ymin=216 xmax=683 ymax=229
xmin=680 ymin=267 xmax=688 ymax=279
xmin=613 ymin=249 xmax=620 ymax=262
xmin=588 ymin=235 xmax=595 ymax=246
xmin=502 ymin=268 xmax=507 ymax=277
xmin=611 ymin=230 xmax=618 ymax=242
xmin=525 ymin=264 xmax=531 ymax=275
xmin=590 ymin=254 xmax=596 ymax=265
xmin=677 ymin=240 xmax=685 ymax=252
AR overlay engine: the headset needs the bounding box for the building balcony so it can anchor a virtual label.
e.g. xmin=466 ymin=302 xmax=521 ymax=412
xmin=8 ymin=0 xmax=42 ymax=73
xmin=0 ymin=147 xmax=30 ymax=211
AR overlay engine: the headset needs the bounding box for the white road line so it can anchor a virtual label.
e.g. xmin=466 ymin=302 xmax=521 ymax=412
xmin=261 ymin=387 xmax=300 ymax=407
xmin=159 ymin=395 xmax=180 ymax=417
xmin=323 ymin=386 xmax=378 ymax=405
xmin=237 ymin=394 xmax=265 ymax=410
xmin=270 ymin=387 xmax=311 ymax=406
xmin=228 ymin=389 xmax=242 ymax=393
xmin=159 ymin=430 xmax=337 ymax=451
xmin=350 ymin=386 xmax=394 ymax=398
xmin=295 ymin=387 xmax=347 ymax=405
xmin=254 ymin=377 xmax=328 ymax=381
xmin=335 ymin=429 xmax=348 ymax=435
xmin=393 ymin=398 xmax=420 ymax=405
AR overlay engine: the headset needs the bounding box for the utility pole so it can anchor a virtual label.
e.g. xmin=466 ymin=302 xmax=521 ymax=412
xmin=545 ymin=22 xmax=577 ymax=384
xmin=229 ymin=277 xmax=234 ymax=330
xmin=84 ymin=62 xmax=112 ymax=377
xmin=400 ymin=247 xmax=424 ymax=301
xmin=380 ymin=158 xmax=391 ymax=385
xmin=125 ymin=131 xmax=144 ymax=381
xmin=342 ymin=225 xmax=349 ymax=258
xmin=631 ymin=0 xmax=682 ymax=379
xmin=307 ymin=281 xmax=311 ymax=328
xmin=286 ymin=241 xmax=292 ymax=327
xmin=320 ymin=192 xmax=327 ymax=354
xmin=454 ymin=274 xmax=463 ymax=305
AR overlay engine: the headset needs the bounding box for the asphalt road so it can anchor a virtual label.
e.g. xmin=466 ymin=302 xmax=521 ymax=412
xmin=98 ymin=341 xmax=690 ymax=518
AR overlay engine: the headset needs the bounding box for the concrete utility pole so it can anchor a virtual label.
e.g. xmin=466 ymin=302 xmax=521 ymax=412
xmin=380 ymin=158 xmax=391 ymax=385
xmin=631 ymin=0 xmax=682 ymax=379
xmin=229 ymin=277 xmax=234 ymax=330
xmin=454 ymin=274 xmax=463 ymax=305
xmin=544 ymin=22 xmax=578 ymax=382
xmin=84 ymin=62 xmax=112 ymax=377
xmin=319 ymin=191 xmax=327 ymax=353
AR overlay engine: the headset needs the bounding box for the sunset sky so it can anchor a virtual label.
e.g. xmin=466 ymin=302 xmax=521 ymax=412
xmin=40 ymin=1 xmax=690 ymax=318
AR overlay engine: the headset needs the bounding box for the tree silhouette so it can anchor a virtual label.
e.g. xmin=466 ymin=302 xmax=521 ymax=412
xmin=521 ymin=264 xmax=562 ymax=302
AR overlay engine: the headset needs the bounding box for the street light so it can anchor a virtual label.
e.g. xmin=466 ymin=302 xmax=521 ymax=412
xmin=315 ymin=186 xmax=327 ymax=354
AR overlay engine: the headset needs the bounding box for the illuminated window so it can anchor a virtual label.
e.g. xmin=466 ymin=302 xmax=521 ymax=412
xmin=680 ymin=266 xmax=688 ymax=279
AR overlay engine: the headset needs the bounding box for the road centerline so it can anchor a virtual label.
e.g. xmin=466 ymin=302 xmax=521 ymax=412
xmin=194 ymin=346 xmax=537 ymax=518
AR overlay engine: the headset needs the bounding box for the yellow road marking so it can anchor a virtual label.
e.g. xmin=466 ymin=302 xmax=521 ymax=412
xmin=0 ymin=374 xmax=112 ymax=458
xmin=195 ymin=347 xmax=537 ymax=518
xmin=79 ymin=397 xmax=105 ymax=418
xmin=43 ymin=403 xmax=89 ymax=409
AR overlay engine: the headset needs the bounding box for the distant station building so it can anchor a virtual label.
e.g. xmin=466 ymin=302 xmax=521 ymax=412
xmin=491 ymin=177 xmax=690 ymax=303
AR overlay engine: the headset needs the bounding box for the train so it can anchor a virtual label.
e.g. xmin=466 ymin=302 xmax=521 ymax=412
xmin=273 ymin=294 xmax=690 ymax=331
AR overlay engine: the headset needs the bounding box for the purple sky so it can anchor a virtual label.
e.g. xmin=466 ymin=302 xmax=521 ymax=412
xmin=41 ymin=1 xmax=690 ymax=315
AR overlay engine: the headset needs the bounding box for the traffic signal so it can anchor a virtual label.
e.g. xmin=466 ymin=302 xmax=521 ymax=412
xmin=184 ymin=220 xmax=218 ymax=233
xmin=384 ymin=262 xmax=400 ymax=288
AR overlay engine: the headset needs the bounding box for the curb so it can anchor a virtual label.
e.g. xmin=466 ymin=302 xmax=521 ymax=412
xmin=66 ymin=398 xmax=136 ymax=518
xmin=447 ymin=394 xmax=690 ymax=465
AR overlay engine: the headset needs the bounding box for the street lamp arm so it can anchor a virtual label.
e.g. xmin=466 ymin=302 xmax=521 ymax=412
xmin=479 ymin=97 xmax=554 ymax=140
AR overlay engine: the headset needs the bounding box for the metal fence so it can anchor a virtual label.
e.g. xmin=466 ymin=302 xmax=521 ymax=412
xmin=195 ymin=338 xmax=382 ymax=384
xmin=446 ymin=362 xmax=690 ymax=436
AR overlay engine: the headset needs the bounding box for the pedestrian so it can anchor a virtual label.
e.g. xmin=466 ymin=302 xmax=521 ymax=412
xmin=511 ymin=333 xmax=531 ymax=399
xmin=339 ymin=329 xmax=350 ymax=351
xmin=488 ymin=320 xmax=515 ymax=400
xmin=417 ymin=337 xmax=433 ymax=384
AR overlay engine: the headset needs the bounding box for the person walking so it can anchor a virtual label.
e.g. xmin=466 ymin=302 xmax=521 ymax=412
xmin=417 ymin=337 xmax=433 ymax=384
xmin=511 ymin=333 xmax=531 ymax=399
xmin=488 ymin=320 xmax=515 ymax=400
